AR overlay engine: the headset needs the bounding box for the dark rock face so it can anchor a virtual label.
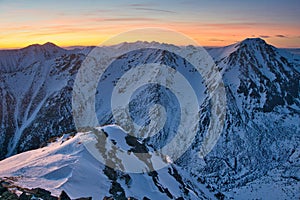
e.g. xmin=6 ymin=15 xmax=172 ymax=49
xmin=0 ymin=184 xmax=8 ymax=195
xmin=0 ymin=181 xmax=91 ymax=200
xmin=29 ymin=188 xmax=57 ymax=200
xmin=58 ymin=190 xmax=71 ymax=200
xmin=0 ymin=191 xmax=19 ymax=200
xmin=19 ymin=192 xmax=31 ymax=200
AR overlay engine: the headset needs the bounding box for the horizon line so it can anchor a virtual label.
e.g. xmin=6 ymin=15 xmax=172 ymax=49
xmin=1 ymin=38 xmax=300 ymax=50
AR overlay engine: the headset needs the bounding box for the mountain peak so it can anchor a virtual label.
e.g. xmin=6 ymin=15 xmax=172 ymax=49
xmin=239 ymin=38 xmax=267 ymax=46
xmin=22 ymin=42 xmax=63 ymax=51
xmin=42 ymin=42 xmax=59 ymax=48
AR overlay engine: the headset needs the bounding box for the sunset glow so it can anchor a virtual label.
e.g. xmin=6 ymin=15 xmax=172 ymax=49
xmin=1 ymin=0 xmax=299 ymax=48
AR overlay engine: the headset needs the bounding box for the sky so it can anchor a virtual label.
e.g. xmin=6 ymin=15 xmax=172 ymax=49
xmin=0 ymin=0 xmax=299 ymax=49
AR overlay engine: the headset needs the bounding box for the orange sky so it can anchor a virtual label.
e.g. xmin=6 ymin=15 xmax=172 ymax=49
xmin=0 ymin=0 xmax=299 ymax=49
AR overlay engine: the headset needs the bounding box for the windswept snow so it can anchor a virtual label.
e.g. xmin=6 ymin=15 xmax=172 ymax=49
xmin=0 ymin=125 xmax=215 ymax=199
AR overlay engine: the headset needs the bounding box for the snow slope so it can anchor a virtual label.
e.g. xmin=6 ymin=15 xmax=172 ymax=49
xmin=0 ymin=125 xmax=216 ymax=200
xmin=0 ymin=43 xmax=89 ymax=158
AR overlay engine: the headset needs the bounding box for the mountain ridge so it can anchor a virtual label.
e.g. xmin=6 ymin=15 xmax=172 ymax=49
xmin=0 ymin=38 xmax=299 ymax=199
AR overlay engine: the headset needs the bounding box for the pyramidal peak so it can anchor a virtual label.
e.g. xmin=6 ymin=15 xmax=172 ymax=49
xmin=241 ymin=37 xmax=266 ymax=44
xmin=236 ymin=37 xmax=269 ymax=49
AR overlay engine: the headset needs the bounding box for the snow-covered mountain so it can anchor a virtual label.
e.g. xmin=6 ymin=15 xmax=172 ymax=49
xmin=0 ymin=39 xmax=299 ymax=199
xmin=0 ymin=125 xmax=216 ymax=199
xmin=0 ymin=43 xmax=90 ymax=158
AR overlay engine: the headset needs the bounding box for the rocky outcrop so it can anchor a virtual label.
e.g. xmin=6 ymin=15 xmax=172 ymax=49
xmin=0 ymin=179 xmax=92 ymax=200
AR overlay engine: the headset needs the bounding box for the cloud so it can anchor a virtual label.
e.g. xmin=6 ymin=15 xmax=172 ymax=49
xmin=275 ymin=34 xmax=287 ymax=38
xmin=201 ymin=22 xmax=272 ymax=30
xmin=133 ymin=8 xmax=176 ymax=13
xmin=209 ymin=38 xmax=225 ymax=42
xmin=126 ymin=3 xmax=175 ymax=14
xmin=101 ymin=17 xmax=160 ymax=22
xmin=259 ymin=35 xmax=271 ymax=38
xmin=253 ymin=35 xmax=288 ymax=39
xmin=128 ymin=3 xmax=156 ymax=7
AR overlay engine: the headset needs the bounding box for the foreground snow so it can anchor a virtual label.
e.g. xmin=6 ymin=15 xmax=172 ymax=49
xmin=0 ymin=125 xmax=215 ymax=199
xmin=0 ymin=131 xmax=109 ymax=199
xmin=1 ymin=125 xmax=298 ymax=199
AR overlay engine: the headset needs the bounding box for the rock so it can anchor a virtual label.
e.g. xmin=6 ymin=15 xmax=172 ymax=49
xmin=103 ymin=196 xmax=114 ymax=200
xmin=30 ymin=188 xmax=58 ymax=200
xmin=31 ymin=187 xmax=51 ymax=196
xmin=0 ymin=191 xmax=19 ymax=200
xmin=75 ymin=198 xmax=92 ymax=200
xmin=1 ymin=181 xmax=10 ymax=188
xmin=58 ymin=190 xmax=71 ymax=200
xmin=19 ymin=192 xmax=32 ymax=200
xmin=0 ymin=184 xmax=8 ymax=195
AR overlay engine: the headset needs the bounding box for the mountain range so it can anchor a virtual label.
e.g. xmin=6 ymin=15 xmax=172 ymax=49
xmin=0 ymin=38 xmax=299 ymax=199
